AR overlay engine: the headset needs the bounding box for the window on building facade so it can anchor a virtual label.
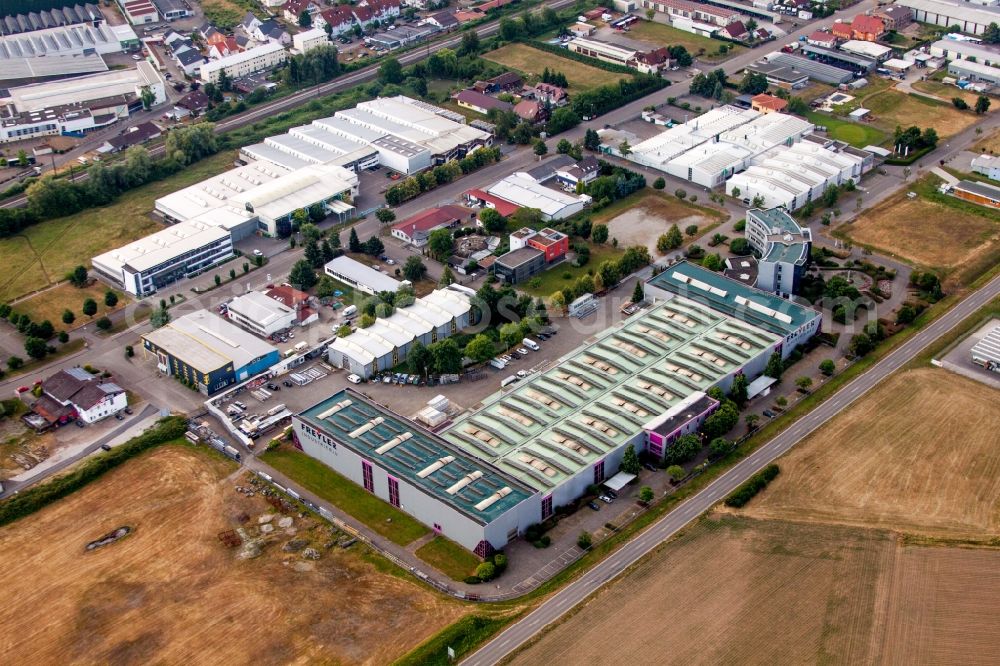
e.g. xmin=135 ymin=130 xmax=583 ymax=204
xmin=594 ymin=459 xmax=605 ymax=484
xmin=541 ymin=495 xmax=553 ymax=520
xmin=362 ymin=460 xmax=374 ymax=492
xmin=388 ymin=476 xmax=400 ymax=507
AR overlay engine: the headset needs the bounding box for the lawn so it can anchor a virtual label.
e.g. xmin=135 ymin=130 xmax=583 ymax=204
xmin=804 ymin=110 xmax=888 ymax=148
xmin=519 ymin=242 xmax=623 ymax=297
xmin=0 ymin=151 xmax=237 ymax=303
xmin=415 ymin=536 xmax=482 ymax=581
xmin=262 ymin=445 xmax=430 ymax=546
xmin=911 ymin=79 xmax=979 ymax=106
xmin=482 ymin=43 xmax=625 ymax=91
xmin=13 ymin=282 xmax=126 ymax=330
xmin=864 ymin=89 xmax=981 ymax=139
xmin=627 ymin=20 xmax=741 ymax=61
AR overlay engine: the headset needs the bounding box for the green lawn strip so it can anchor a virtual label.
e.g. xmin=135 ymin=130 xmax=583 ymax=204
xmin=393 ymin=614 xmax=523 ymax=666
xmin=261 ymin=446 xmax=429 ymax=546
xmin=416 ymin=536 xmax=482 ymax=581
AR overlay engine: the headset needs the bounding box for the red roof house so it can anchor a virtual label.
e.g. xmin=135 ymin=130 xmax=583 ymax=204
xmin=390 ymin=205 xmax=470 ymax=246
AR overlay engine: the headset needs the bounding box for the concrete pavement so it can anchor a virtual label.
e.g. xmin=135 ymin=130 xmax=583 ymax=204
xmin=463 ymin=269 xmax=1000 ymax=665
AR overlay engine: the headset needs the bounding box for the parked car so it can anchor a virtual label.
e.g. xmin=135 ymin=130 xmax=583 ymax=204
xmin=382 ymin=375 xmax=391 ymax=384
xmin=252 ymin=249 xmax=263 ymax=257
xmin=282 ymin=380 xmax=293 ymax=388
xmin=763 ymin=409 xmax=775 ymax=418
xmin=75 ymin=420 xmax=85 ymax=428
xmin=587 ymin=501 xmax=601 ymax=511
xmin=516 ymin=348 xmax=529 ymax=356
xmin=347 ymin=374 xmax=363 ymax=384
xmin=101 ymin=444 xmax=112 ymax=451
xmin=114 ymin=413 xmax=124 ymax=421
xmin=643 ymin=462 xmax=658 ymax=472
xmin=599 ymin=494 xmax=614 ymax=504
xmin=516 ymin=369 xmax=529 ymax=378
xmin=124 ymin=407 xmax=133 ymax=415
xmin=266 ymin=383 xmax=281 ymax=391
xmin=385 ymin=258 xmax=396 ymax=265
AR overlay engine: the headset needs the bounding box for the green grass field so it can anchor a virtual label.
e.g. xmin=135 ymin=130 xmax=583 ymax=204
xmin=519 ymin=243 xmax=623 ymax=298
xmin=14 ymin=282 xmax=126 ymax=329
xmin=804 ymin=111 xmax=888 ymax=148
xmin=483 ymin=43 xmax=625 ymax=91
xmin=627 ymin=20 xmax=741 ymax=61
xmin=0 ymin=151 xmax=237 ymax=303
xmin=262 ymin=445 xmax=430 ymax=546
xmin=415 ymin=536 xmax=482 ymax=581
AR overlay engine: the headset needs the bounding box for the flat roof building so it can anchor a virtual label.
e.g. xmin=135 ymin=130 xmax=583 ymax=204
xmin=493 ymin=247 xmax=546 ymax=285
xmin=930 ymin=38 xmax=1000 ymax=65
xmin=971 ymin=324 xmax=1000 ymax=372
xmin=567 ymin=37 xmax=637 ymax=66
xmin=745 ymin=207 xmax=812 ymax=296
xmin=947 ymin=58 xmax=1000 ymax=85
xmin=972 ymin=153 xmax=1000 ymax=180
xmin=898 ymin=0 xmax=1000 ymax=36
xmin=628 ymin=105 xmax=761 ymax=172
xmin=324 ymin=255 xmax=402 ymax=295
xmin=954 ymin=179 xmax=1000 ymax=209
xmin=199 ymin=42 xmax=287 ymax=84
xmin=226 ymin=290 xmax=298 ymax=338
xmin=766 ymin=53 xmax=854 ymax=85
xmin=142 ymin=310 xmax=280 ymax=394
xmin=486 ymin=173 xmax=592 ymax=221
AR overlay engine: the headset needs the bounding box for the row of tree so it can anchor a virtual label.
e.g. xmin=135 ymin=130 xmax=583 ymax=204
xmin=385 ymin=146 xmax=502 ymax=205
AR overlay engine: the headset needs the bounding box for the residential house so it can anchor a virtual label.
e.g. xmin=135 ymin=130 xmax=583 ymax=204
xmin=174 ymin=89 xmax=210 ymax=117
xmin=531 ymin=82 xmax=568 ymax=106
xmin=514 ymin=99 xmax=544 ymax=123
xmin=488 ymin=71 xmax=523 ymax=91
xmin=555 ymin=155 xmax=600 ymax=188
xmin=454 ymin=89 xmax=513 ymax=115
xmin=209 ymin=37 xmax=242 ymax=60
xmin=850 ymin=14 xmax=885 ymax=41
xmin=391 ymin=205 xmax=469 ymax=245
xmin=26 ymin=368 xmax=128 ymax=429
xmin=174 ymin=47 xmax=204 ymax=76
xmin=253 ymin=19 xmax=291 ymax=46
xmin=240 ymin=11 xmax=262 ymax=36
xmin=634 ymin=47 xmax=672 ymax=74
xmin=264 ymin=284 xmax=319 ymax=326
xmin=873 ymin=5 xmax=912 ymax=31
xmin=806 ymin=30 xmax=838 ymax=48
xmin=283 ymin=0 xmax=320 ymax=24
xmin=720 ymin=20 xmax=748 ymax=41
xmin=315 ymin=6 xmax=357 ymax=36
xmin=831 ymin=21 xmax=853 ymax=40
xmin=352 ymin=0 xmax=401 ymax=28
xmin=424 ymin=10 xmax=458 ymax=30
xmin=100 ymin=121 xmax=161 ymax=153
xmin=202 ymin=25 xmax=226 ymax=47
xmin=751 ymin=93 xmax=788 ymax=114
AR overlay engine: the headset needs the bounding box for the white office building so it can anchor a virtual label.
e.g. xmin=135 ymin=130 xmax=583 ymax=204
xmin=199 ymin=42 xmax=287 ymax=84
xmin=972 ymin=154 xmax=1000 ymax=180
xmin=567 ymin=37 xmax=637 ymax=66
xmin=227 ymin=290 xmax=298 ymax=337
xmin=485 ymin=173 xmax=592 ymax=221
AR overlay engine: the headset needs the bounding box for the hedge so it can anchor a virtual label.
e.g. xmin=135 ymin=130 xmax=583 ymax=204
xmin=724 ymin=464 xmax=780 ymax=508
xmin=0 ymin=415 xmax=188 ymax=527
xmin=883 ymin=145 xmax=935 ymax=166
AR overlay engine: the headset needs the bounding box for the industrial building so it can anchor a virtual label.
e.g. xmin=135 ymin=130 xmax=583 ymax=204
xmin=628 ymin=105 xmax=761 ymax=174
xmin=0 ymin=61 xmax=166 ymax=143
xmin=0 ymin=21 xmax=140 ymax=81
xmin=226 ymin=290 xmax=299 ymax=338
xmin=295 ymin=264 xmax=820 ymax=553
xmin=485 ymin=173 xmax=592 ymax=221
xmin=324 ymin=255 xmax=402 ymax=295
xmin=898 ymin=0 xmax=1000 ymax=36
xmin=744 ymin=207 xmax=811 ymax=296
xmin=971 ymin=324 xmax=1000 ymax=372
xmin=800 ymin=43 xmax=878 ymax=74
xmin=743 ymin=60 xmax=811 ymax=89
xmin=199 ymin=42 xmax=287 ymax=84
xmin=142 ymin=310 xmax=281 ymax=394
xmin=492 ymin=247 xmax=547 ymax=284
xmin=327 ymin=286 xmax=474 ymax=376
xmin=638 ymin=0 xmax=741 ymax=26
xmin=839 ymin=40 xmax=893 ymax=62
xmin=953 ymin=179 xmax=1000 ymax=209
xmin=930 ymin=38 xmax=1000 ymax=65
xmin=752 ymin=53 xmax=854 ymax=86
xmin=567 ymin=37 xmax=637 ymax=66
xmin=972 ymin=154 xmax=1000 ymax=180
xmin=0 ymin=4 xmax=101 ymax=35
xmin=947 ymin=58 xmax=1000 ymax=86
xmin=118 ymin=0 xmax=159 ymax=24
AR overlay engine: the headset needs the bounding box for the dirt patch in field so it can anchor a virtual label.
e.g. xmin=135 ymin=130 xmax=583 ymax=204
xmin=741 ymin=368 xmax=1000 ymax=539
xmin=880 ymin=546 xmax=1000 ymax=665
xmin=844 ymin=184 xmax=1000 ymax=273
xmin=604 ymin=194 xmax=721 ymax=257
xmin=0 ymin=445 xmax=465 ymax=664
xmin=511 ymin=516 xmax=894 ymax=666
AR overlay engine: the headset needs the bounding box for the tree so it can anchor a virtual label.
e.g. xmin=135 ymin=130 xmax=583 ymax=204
xmin=7 ymin=356 xmax=23 ymax=370
xmin=379 ymin=57 xmax=403 ymax=84
xmin=68 ymin=265 xmax=88 ymax=288
xmin=557 ymin=138 xmax=572 ymax=154
xmin=428 ymin=228 xmax=454 ymax=260
xmin=139 ymin=85 xmax=156 ymax=110
xmin=62 ymin=309 xmax=75 ymax=325
xmin=125 ymin=344 xmax=134 ymax=358
xmin=667 ymin=465 xmax=686 ymax=482
xmin=702 ymin=253 xmax=723 ymax=271
xmin=953 ymin=97 xmax=969 ymax=110
xmin=479 ymin=207 xmax=507 ymax=233
xmin=24 ymin=337 xmax=47 ymax=360
xmin=430 ymin=339 xmax=462 ymax=374
xmin=684 ymin=224 xmax=698 ymax=237
xmin=976 ymin=95 xmax=992 ymax=114
xmin=577 ymin=531 xmax=592 ymax=549
xmin=632 ymin=280 xmax=645 ymax=304
xmin=82 ymin=298 xmax=97 ymax=317
xmin=150 ymin=306 xmax=170 ymax=328
xmin=618 ymin=140 xmax=631 ymax=157
xmin=289 ymin=260 xmax=318 ymax=290
xmin=729 ymin=373 xmax=749 ymax=407
xmin=464 ymin=334 xmax=495 ymax=362
xmin=499 ymin=322 xmax=521 ymax=349
xmin=639 ymin=486 xmax=654 ymax=503
xmin=533 ymin=140 xmax=548 ymax=158
xmin=96 ymin=316 xmax=112 ymax=331
xmin=729 ymin=238 xmax=751 ymax=255
xmin=439 ymin=265 xmax=455 ymax=286
xmin=584 ymin=128 xmax=600 ymax=151
xmin=653 ymin=177 xmax=665 ymax=190
xmin=765 ymin=350 xmax=783 ymax=380
xmin=103 ymin=290 xmax=118 ymax=308
xmin=620 ymin=444 xmax=641 ymax=475
xmin=402 ymin=256 xmax=426 ymax=282
xmin=459 ymin=30 xmax=480 ymax=56
xmin=375 ymin=208 xmax=396 ymax=226
xmin=795 ymin=376 xmax=813 ymax=391
xmin=591 ymin=224 xmax=609 ymax=244
xmin=214 ymin=274 xmax=222 ymax=287
xmin=363 ymin=236 xmax=384 ymax=256
xmin=819 ymin=359 xmax=836 ymax=376
xmin=348 ymin=228 xmax=362 ymax=253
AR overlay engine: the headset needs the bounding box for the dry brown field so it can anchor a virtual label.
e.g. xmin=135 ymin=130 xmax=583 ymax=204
xmin=973 ymin=128 xmax=1000 ymax=154
xmin=482 ymin=44 xmax=625 ymax=91
xmin=512 ymin=516 xmax=895 ymax=666
xmin=0 ymin=445 xmax=465 ymax=665
xmin=844 ymin=182 xmax=1000 ymax=274
xmin=866 ymin=90 xmax=981 ymax=138
xmin=742 ymin=368 xmax=1000 ymax=539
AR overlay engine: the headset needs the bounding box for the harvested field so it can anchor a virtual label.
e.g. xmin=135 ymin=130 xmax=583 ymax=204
xmin=880 ymin=546 xmax=1000 ymax=665
xmin=843 ymin=175 xmax=1000 ymax=277
xmin=602 ymin=192 xmax=725 ymax=257
xmin=742 ymin=368 xmax=1000 ymax=539
xmin=0 ymin=445 xmax=465 ymax=664
xmin=512 ymin=515 xmax=894 ymax=666
xmin=482 ymin=44 xmax=625 ymax=91
xmin=973 ymin=128 xmax=1000 ymax=155
xmin=865 ymin=90 xmax=980 ymax=138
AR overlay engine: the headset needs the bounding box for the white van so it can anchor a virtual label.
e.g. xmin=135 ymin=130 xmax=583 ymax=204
xmin=293 ymin=341 xmax=307 ymax=352
xmin=489 ymin=358 xmax=507 ymax=370
xmin=522 ymin=338 xmax=540 ymax=351
xmin=343 ymin=305 xmax=358 ymax=319
xmin=501 ymin=375 xmax=519 ymax=387
xmin=347 ymin=373 xmax=362 ymax=384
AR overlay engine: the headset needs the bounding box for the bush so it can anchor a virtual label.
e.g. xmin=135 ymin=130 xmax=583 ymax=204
xmin=819 ymin=359 xmax=836 ymax=376
xmin=577 ymin=531 xmax=592 ymax=549
xmin=475 ymin=561 xmax=496 ymax=581
xmin=464 ymin=576 xmax=482 ymax=585
xmin=667 ymin=464 xmax=686 ymax=481
xmin=492 ymin=552 xmax=508 ymax=573
xmin=532 ymin=535 xmax=551 ymax=548
xmin=95 ymin=316 xmax=112 ymax=331
xmin=0 ymin=416 xmax=187 ymax=527
xmin=724 ymin=464 xmax=780 ymax=508
xmin=653 ymin=177 xmax=665 ymax=190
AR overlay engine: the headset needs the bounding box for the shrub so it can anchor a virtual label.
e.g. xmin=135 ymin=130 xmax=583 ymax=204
xmin=95 ymin=316 xmax=112 ymax=331
xmin=492 ymin=552 xmax=508 ymax=573
xmin=7 ymin=356 xmax=23 ymax=370
xmin=475 ymin=561 xmax=496 ymax=581
xmin=724 ymin=464 xmax=780 ymax=508
xmin=464 ymin=576 xmax=482 ymax=585
xmin=58 ymin=331 xmax=69 ymax=344
xmin=667 ymin=465 xmax=686 ymax=481
xmin=653 ymin=177 xmax=666 ymax=190
xmin=577 ymin=531 xmax=592 ymax=549
xmin=819 ymin=359 xmax=836 ymax=376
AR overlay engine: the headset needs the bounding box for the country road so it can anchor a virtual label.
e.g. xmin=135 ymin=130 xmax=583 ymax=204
xmin=463 ymin=270 xmax=1000 ymax=666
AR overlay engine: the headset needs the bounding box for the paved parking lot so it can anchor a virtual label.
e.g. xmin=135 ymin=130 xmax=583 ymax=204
xmin=939 ymin=318 xmax=1000 ymax=390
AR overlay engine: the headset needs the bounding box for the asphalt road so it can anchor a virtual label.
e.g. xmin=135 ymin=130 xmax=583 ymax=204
xmin=463 ymin=269 xmax=1000 ymax=666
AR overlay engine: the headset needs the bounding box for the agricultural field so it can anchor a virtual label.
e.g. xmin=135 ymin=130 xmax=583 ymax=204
xmin=13 ymin=282 xmax=126 ymax=330
xmin=512 ymin=516 xmax=896 ymax=665
xmin=841 ymin=175 xmax=1000 ymax=281
xmin=0 ymin=445 xmax=466 ymax=664
xmin=599 ymin=191 xmax=727 ymax=258
xmin=742 ymin=368 xmax=1000 ymax=539
xmin=482 ymin=44 xmax=625 ymax=91
xmin=864 ymin=89 xmax=981 ymax=138
xmin=0 ymin=151 xmax=236 ymax=302
xmin=626 ymin=20 xmax=740 ymax=61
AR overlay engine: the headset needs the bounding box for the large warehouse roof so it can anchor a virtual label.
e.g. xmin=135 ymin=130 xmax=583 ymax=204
xmin=325 ymin=255 xmax=402 ymax=294
xmin=898 ymin=0 xmax=1000 ymax=31
xmin=143 ymin=310 xmax=278 ymax=373
xmin=155 ymin=159 xmax=290 ymax=224
xmin=717 ymin=112 xmax=814 ymax=155
xmin=227 ymin=291 xmax=294 ymax=329
xmin=299 ymin=389 xmax=533 ymax=524
xmin=486 ymin=174 xmax=591 ymax=218
xmin=630 ymin=105 xmax=760 ymax=169
xmin=0 ymin=21 xmax=135 ymax=60
xmin=971 ymin=324 xmax=1000 ymax=367
xmin=2 ymin=60 xmax=161 ymax=112
xmin=230 ymin=163 xmax=358 ymax=221
xmin=647 ymin=260 xmax=820 ymax=337
xmin=440 ymin=298 xmax=778 ymax=492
